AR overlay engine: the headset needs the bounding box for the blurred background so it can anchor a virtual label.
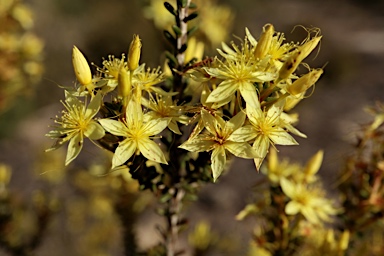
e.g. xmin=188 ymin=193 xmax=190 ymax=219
xmin=1 ymin=0 xmax=384 ymax=255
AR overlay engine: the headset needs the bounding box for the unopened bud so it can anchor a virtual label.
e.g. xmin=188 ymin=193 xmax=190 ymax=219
xmin=128 ymin=34 xmax=142 ymax=71
xmin=298 ymin=36 xmax=322 ymax=63
xmin=339 ymin=230 xmax=350 ymax=251
xmin=72 ymin=46 xmax=92 ymax=85
xmin=278 ymin=36 xmax=322 ymax=80
xmin=254 ymin=23 xmax=274 ymax=59
xmin=118 ymin=65 xmax=131 ymax=98
xmin=303 ymin=150 xmax=324 ymax=179
xmin=278 ymin=49 xmax=301 ymax=80
xmin=0 ymin=164 xmax=11 ymax=185
xmin=287 ymin=68 xmax=323 ymax=95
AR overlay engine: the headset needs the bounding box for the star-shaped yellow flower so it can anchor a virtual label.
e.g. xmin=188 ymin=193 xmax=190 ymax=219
xmin=204 ymin=58 xmax=276 ymax=108
xmin=46 ymin=91 xmax=105 ymax=165
xmin=179 ymin=109 xmax=259 ymax=181
xmin=230 ymin=104 xmax=298 ymax=170
xmin=99 ymin=100 xmax=170 ymax=168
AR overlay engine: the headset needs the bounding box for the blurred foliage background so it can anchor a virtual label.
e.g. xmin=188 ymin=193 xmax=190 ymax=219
xmin=1 ymin=0 xmax=384 ymax=255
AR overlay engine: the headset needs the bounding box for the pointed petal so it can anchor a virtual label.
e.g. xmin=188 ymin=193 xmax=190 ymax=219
xmin=138 ymin=138 xmax=167 ymax=164
xmin=280 ymin=178 xmax=295 ymax=198
xmin=65 ymin=133 xmax=83 ymax=165
xmin=211 ymin=146 xmax=226 ymax=182
xmin=285 ymin=201 xmax=301 ymax=215
xmin=179 ymin=136 xmax=215 ymax=152
xmin=228 ymin=125 xmax=257 ymax=142
xmin=253 ymin=135 xmax=270 ymax=170
xmin=99 ymin=119 xmax=127 ymax=136
xmin=143 ymin=118 xmax=170 ymax=136
xmin=225 ymin=141 xmax=259 ymax=159
xmin=206 ymin=80 xmax=237 ymax=103
xmin=84 ymin=120 xmax=105 ymax=140
xmin=85 ymin=91 xmax=102 ymax=119
xmin=126 ymin=99 xmax=143 ymax=126
xmin=269 ymin=129 xmax=298 ymax=145
xmin=113 ymin=139 xmax=136 ymax=168
xmin=201 ymin=109 xmax=219 ymax=136
xmin=239 ymin=81 xmax=260 ymax=109
xmin=226 ymin=110 xmax=246 ymax=132
xmin=167 ymin=120 xmax=182 ymax=135
xmin=246 ymin=105 xmax=263 ymax=125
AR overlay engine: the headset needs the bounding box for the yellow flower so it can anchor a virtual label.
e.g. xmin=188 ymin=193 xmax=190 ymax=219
xmin=280 ymin=178 xmax=337 ymax=224
xmin=142 ymin=94 xmax=188 ymax=135
xmin=99 ymin=100 xmax=170 ymax=168
xmin=204 ymin=58 xmax=276 ymax=108
xmin=179 ymin=110 xmax=259 ymax=181
xmin=46 ymin=91 xmax=105 ymax=165
xmin=230 ymin=104 xmax=298 ymax=170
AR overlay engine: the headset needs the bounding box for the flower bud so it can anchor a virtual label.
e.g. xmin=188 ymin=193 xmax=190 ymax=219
xmin=278 ymin=36 xmax=322 ymax=80
xmin=298 ymin=36 xmax=322 ymax=63
xmin=254 ymin=23 xmax=274 ymax=60
xmin=118 ymin=65 xmax=131 ymax=98
xmin=303 ymin=150 xmax=324 ymax=180
xmin=128 ymin=34 xmax=142 ymax=71
xmin=287 ymin=68 xmax=323 ymax=96
xmin=72 ymin=46 xmax=92 ymax=85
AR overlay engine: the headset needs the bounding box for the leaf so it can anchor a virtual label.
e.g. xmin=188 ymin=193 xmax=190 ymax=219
xmin=164 ymin=2 xmax=175 ymax=15
xmin=183 ymin=12 xmax=198 ymax=23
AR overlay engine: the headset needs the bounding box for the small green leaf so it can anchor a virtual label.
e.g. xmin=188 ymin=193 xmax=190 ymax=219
xmin=172 ymin=25 xmax=182 ymax=36
xmin=183 ymin=12 xmax=198 ymax=22
xmin=187 ymin=26 xmax=198 ymax=36
xmin=179 ymin=43 xmax=187 ymax=54
xmin=165 ymin=51 xmax=178 ymax=66
xmin=163 ymin=30 xmax=176 ymax=45
xmin=189 ymin=2 xmax=197 ymax=9
xmin=164 ymin=2 xmax=175 ymax=15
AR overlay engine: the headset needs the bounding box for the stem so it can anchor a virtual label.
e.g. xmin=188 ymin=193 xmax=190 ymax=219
xmin=166 ymin=188 xmax=185 ymax=256
xmin=176 ymin=0 xmax=191 ymax=66
xmin=174 ymin=0 xmax=191 ymax=101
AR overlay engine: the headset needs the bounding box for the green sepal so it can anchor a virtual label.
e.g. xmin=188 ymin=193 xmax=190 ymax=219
xmin=183 ymin=12 xmax=198 ymax=23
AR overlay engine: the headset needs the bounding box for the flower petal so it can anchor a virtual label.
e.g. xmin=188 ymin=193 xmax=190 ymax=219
xmin=99 ymin=119 xmax=127 ymax=136
xmin=143 ymin=118 xmax=170 ymax=136
xmin=225 ymin=141 xmax=259 ymax=159
xmin=179 ymin=136 xmax=215 ymax=152
xmin=206 ymin=80 xmax=237 ymax=103
xmin=269 ymin=129 xmax=298 ymax=145
xmin=84 ymin=120 xmax=105 ymax=140
xmin=228 ymin=125 xmax=257 ymax=142
xmin=85 ymin=91 xmax=102 ymax=119
xmin=138 ymin=138 xmax=167 ymax=164
xmin=113 ymin=139 xmax=137 ymax=168
xmin=285 ymin=201 xmax=301 ymax=215
xmin=225 ymin=110 xmax=246 ymax=132
xmin=211 ymin=146 xmax=226 ymax=182
xmin=239 ymin=82 xmax=260 ymax=108
xmin=65 ymin=133 xmax=83 ymax=166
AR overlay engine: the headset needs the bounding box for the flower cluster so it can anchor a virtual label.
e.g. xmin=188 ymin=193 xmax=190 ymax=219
xmin=47 ymin=23 xmax=323 ymax=184
xmin=181 ymin=24 xmax=323 ymax=180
